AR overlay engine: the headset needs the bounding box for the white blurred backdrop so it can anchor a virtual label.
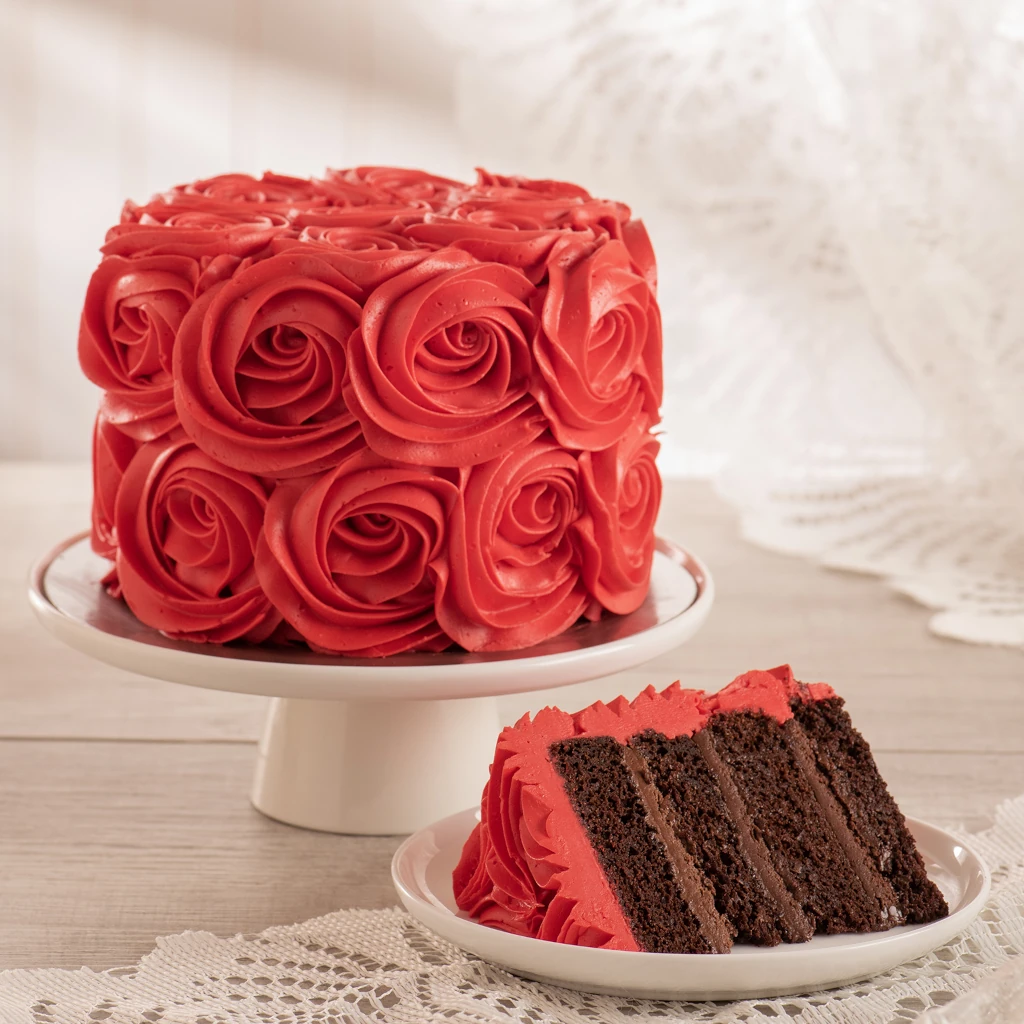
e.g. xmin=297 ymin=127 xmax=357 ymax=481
xmin=0 ymin=0 xmax=465 ymax=460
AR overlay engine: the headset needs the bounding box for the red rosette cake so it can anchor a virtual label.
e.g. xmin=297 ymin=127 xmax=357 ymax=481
xmin=79 ymin=167 xmax=662 ymax=655
xmin=453 ymin=666 xmax=948 ymax=953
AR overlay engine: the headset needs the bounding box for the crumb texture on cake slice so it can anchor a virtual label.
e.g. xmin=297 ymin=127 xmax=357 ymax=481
xmin=704 ymin=711 xmax=896 ymax=935
xmin=549 ymin=736 xmax=731 ymax=953
xmin=631 ymin=729 xmax=812 ymax=945
xmin=792 ymin=697 xmax=949 ymax=923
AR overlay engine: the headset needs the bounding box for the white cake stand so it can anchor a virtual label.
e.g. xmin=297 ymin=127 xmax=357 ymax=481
xmin=29 ymin=533 xmax=713 ymax=835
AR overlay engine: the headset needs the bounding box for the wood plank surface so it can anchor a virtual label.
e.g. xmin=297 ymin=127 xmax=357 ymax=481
xmin=0 ymin=741 xmax=401 ymax=969
xmin=1 ymin=462 xmax=1022 ymax=970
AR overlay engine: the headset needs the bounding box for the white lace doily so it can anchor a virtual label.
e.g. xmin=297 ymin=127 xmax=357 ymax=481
xmin=1 ymin=794 xmax=1022 ymax=1024
xmin=432 ymin=0 xmax=1024 ymax=651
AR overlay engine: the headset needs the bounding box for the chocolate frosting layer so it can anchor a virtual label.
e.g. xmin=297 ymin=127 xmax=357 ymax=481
xmin=692 ymin=729 xmax=814 ymax=943
xmin=622 ymin=744 xmax=734 ymax=953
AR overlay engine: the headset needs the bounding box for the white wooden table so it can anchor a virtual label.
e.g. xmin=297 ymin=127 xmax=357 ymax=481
xmin=2 ymin=463 xmax=1022 ymax=970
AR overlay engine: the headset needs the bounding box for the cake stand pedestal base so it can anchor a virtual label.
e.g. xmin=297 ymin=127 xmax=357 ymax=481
xmin=251 ymin=696 xmax=500 ymax=834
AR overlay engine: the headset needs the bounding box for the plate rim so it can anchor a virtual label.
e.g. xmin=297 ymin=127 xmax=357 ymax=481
xmin=28 ymin=531 xmax=714 ymax=700
xmin=391 ymin=805 xmax=992 ymax=999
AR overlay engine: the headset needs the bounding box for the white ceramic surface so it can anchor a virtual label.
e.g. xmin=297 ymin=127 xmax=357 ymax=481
xmin=252 ymin=695 xmax=502 ymax=835
xmin=392 ymin=808 xmax=991 ymax=1001
xmin=28 ymin=532 xmax=713 ymax=834
xmin=29 ymin=532 xmax=712 ymax=701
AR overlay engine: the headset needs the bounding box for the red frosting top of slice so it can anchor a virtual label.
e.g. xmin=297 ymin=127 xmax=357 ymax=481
xmin=452 ymin=665 xmax=835 ymax=949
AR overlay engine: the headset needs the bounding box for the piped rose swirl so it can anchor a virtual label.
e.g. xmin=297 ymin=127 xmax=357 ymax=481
xmin=534 ymin=237 xmax=662 ymax=451
xmin=255 ymin=443 xmax=458 ymax=656
xmin=576 ymin=420 xmax=662 ymax=615
xmin=173 ymin=253 xmax=365 ymax=476
xmin=90 ymin=410 xmax=139 ymax=559
xmin=344 ymin=251 xmax=546 ymax=467
xmin=103 ymin=204 xmax=290 ymax=260
xmin=78 ymin=253 xmax=207 ymax=440
xmin=114 ymin=438 xmax=280 ymax=643
xmin=436 ymin=435 xmax=589 ymax=651
xmin=271 ymin=228 xmax=429 ymax=293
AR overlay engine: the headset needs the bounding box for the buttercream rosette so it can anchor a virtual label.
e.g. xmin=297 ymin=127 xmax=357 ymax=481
xmin=270 ymin=226 xmax=430 ymax=294
xmin=90 ymin=410 xmax=140 ymax=560
xmin=326 ymin=166 xmax=465 ymax=210
xmin=255 ymin=443 xmax=457 ymax=656
xmin=79 ymin=253 xmax=200 ymax=440
xmin=114 ymin=438 xmax=280 ymax=643
xmin=159 ymin=171 xmax=337 ymax=212
xmin=436 ymin=434 xmax=591 ymax=652
xmin=576 ymin=420 xmax=662 ymax=615
xmin=103 ymin=205 xmax=291 ymax=260
xmin=80 ymin=165 xmax=665 ymax=655
xmin=534 ymin=236 xmax=662 ymax=451
xmin=289 ymin=203 xmax=429 ymax=231
xmin=173 ymin=252 xmax=365 ymax=476
xmin=343 ymin=250 xmax=546 ymax=467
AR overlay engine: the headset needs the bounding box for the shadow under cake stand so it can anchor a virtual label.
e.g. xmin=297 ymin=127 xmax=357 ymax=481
xmin=29 ymin=533 xmax=713 ymax=835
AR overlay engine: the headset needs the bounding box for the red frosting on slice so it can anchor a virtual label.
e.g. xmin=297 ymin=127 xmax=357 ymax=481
xmin=573 ymin=682 xmax=708 ymax=743
xmin=453 ymin=666 xmax=835 ymax=948
xmin=452 ymin=705 xmax=637 ymax=949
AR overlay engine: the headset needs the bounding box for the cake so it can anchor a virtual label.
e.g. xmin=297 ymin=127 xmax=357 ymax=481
xmin=453 ymin=665 xmax=948 ymax=952
xmin=79 ymin=167 xmax=662 ymax=655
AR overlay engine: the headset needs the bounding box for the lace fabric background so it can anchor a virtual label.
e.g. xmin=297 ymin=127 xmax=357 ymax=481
xmin=0 ymin=794 xmax=1020 ymax=1024
xmin=433 ymin=0 xmax=1024 ymax=650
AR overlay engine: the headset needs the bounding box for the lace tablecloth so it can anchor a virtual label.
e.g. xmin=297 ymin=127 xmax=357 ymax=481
xmin=1 ymin=795 xmax=1021 ymax=1024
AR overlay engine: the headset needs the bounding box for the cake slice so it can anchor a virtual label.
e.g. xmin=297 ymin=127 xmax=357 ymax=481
xmin=453 ymin=666 xmax=948 ymax=953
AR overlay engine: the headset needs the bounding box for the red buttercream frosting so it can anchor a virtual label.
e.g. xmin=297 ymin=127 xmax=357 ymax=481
xmin=114 ymin=438 xmax=281 ymax=643
xmin=173 ymin=253 xmax=365 ymax=476
xmin=104 ymin=206 xmax=290 ymax=260
xmin=79 ymin=254 xmax=198 ymax=440
xmin=159 ymin=171 xmax=336 ymax=212
xmin=534 ymin=237 xmax=662 ymax=451
xmin=289 ymin=203 xmax=428 ymax=231
xmin=81 ymin=165 xmax=664 ymax=654
xmin=327 ymin=166 xmax=465 ymax=210
xmin=343 ymin=250 xmax=546 ymax=467
xmin=91 ymin=409 xmax=140 ymax=559
xmin=453 ymin=667 xmax=836 ymax=947
xmin=436 ymin=434 xmax=589 ymax=652
xmin=255 ymin=442 xmax=458 ymax=656
xmin=576 ymin=419 xmax=662 ymax=615
xmin=270 ymin=229 xmax=430 ymax=295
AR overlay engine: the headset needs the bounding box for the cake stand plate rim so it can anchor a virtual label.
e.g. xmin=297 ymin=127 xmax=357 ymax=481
xmin=29 ymin=530 xmax=714 ymax=700
xmin=392 ymin=807 xmax=991 ymax=1001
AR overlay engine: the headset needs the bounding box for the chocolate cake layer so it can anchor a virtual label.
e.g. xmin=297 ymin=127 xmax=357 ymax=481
xmin=549 ymin=706 xmax=926 ymax=949
xmin=793 ymin=697 xmax=949 ymax=924
xmin=550 ymin=736 xmax=731 ymax=953
xmin=704 ymin=711 xmax=896 ymax=935
xmin=630 ymin=730 xmax=809 ymax=945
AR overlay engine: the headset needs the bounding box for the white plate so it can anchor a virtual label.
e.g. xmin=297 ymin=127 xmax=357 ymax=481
xmin=392 ymin=808 xmax=991 ymax=1001
xmin=29 ymin=533 xmax=712 ymax=700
